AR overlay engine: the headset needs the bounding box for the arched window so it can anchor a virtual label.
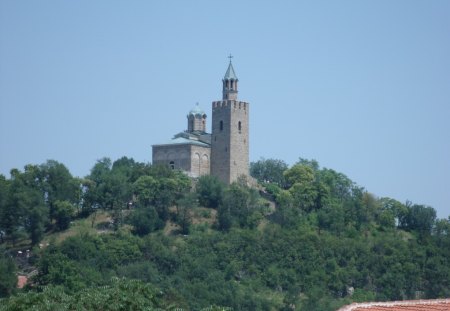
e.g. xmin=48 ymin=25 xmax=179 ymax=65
xmin=220 ymin=120 xmax=223 ymax=131
xmin=201 ymin=154 xmax=209 ymax=175
xmin=238 ymin=121 xmax=242 ymax=133
xmin=169 ymin=161 xmax=175 ymax=170
xmin=194 ymin=153 xmax=201 ymax=176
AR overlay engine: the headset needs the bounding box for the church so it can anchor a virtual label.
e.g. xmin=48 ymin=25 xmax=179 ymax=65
xmin=152 ymin=59 xmax=250 ymax=184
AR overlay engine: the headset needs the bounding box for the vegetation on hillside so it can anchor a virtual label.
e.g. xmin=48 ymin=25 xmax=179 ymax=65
xmin=0 ymin=157 xmax=449 ymax=310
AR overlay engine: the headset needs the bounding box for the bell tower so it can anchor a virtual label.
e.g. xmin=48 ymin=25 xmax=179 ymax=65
xmin=222 ymin=56 xmax=238 ymax=100
xmin=211 ymin=56 xmax=249 ymax=184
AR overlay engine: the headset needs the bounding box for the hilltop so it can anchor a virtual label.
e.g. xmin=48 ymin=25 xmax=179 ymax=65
xmin=0 ymin=157 xmax=449 ymax=311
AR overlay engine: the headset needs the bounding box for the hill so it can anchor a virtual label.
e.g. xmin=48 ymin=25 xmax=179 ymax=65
xmin=0 ymin=157 xmax=449 ymax=310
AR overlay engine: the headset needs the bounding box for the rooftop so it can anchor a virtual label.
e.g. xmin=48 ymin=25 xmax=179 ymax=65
xmin=337 ymin=299 xmax=450 ymax=311
xmin=188 ymin=103 xmax=206 ymax=116
xmin=17 ymin=275 xmax=27 ymax=289
xmin=152 ymin=135 xmax=210 ymax=148
xmin=224 ymin=61 xmax=238 ymax=80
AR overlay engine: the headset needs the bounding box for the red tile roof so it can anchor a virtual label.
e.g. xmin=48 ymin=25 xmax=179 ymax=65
xmin=337 ymin=299 xmax=450 ymax=311
xmin=17 ymin=275 xmax=27 ymax=289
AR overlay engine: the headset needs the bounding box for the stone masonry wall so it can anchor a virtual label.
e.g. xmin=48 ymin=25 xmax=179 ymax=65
xmin=210 ymin=100 xmax=249 ymax=184
xmin=190 ymin=145 xmax=210 ymax=177
xmin=152 ymin=144 xmax=210 ymax=178
xmin=152 ymin=144 xmax=191 ymax=172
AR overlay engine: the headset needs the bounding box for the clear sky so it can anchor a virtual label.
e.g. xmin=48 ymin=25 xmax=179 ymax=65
xmin=1 ymin=1 xmax=449 ymax=218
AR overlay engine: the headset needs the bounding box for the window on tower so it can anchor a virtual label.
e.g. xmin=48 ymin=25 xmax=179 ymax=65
xmin=220 ymin=120 xmax=223 ymax=131
xmin=238 ymin=121 xmax=242 ymax=133
xmin=169 ymin=161 xmax=175 ymax=170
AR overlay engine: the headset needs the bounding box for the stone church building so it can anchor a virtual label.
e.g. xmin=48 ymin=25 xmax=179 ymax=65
xmin=152 ymin=60 xmax=249 ymax=184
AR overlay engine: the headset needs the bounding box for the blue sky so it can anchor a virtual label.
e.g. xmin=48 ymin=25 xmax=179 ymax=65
xmin=1 ymin=1 xmax=449 ymax=218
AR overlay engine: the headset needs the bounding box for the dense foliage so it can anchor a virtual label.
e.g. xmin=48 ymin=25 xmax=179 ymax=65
xmin=0 ymin=247 xmax=17 ymax=298
xmin=0 ymin=157 xmax=449 ymax=310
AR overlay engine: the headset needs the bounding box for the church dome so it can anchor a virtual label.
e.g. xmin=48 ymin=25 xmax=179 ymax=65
xmin=188 ymin=103 xmax=206 ymax=118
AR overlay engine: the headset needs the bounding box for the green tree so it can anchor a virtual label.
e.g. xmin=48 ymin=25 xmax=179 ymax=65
xmin=289 ymin=182 xmax=318 ymax=212
xmin=4 ymin=167 xmax=48 ymax=245
xmin=40 ymin=160 xmax=79 ymax=223
xmin=83 ymin=158 xmax=113 ymax=210
xmin=0 ymin=248 xmax=16 ymax=298
xmin=316 ymin=168 xmax=354 ymax=201
xmin=129 ymin=207 xmax=162 ymax=236
xmin=218 ymin=183 xmax=262 ymax=230
xmin=133 ymin=175 xmax=158 ymax=207
xmin=0 ymin=175 xmax=9 ymax=243
xmin=175 ymin=193 xmax=196 ymax=235
xmin=53 ymin=200 xmax=76 ymax=231
xmin=250 ymin=158 xmax=288 ymax=186
xmin=155 ymin=174 xmax=190 ymax=221
xmin=283 ymin=164 xmax=315 ymax=188
xmin=196 ymin=175 xmax=224 ymax=208
xmin=317 ymin=202 xmax=345 ymax=235
xmin=400 ymin=203 xmax=437 ymax=234
xmin=0 ymin=278 xmax=174 ymax=310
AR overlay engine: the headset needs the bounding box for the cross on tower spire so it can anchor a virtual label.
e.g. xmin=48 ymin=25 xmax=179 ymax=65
xmin=228 ymin=54 xmax=233 ymax=63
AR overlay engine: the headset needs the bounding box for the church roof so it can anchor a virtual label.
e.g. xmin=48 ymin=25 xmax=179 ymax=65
xmin=188 ymin=103 xmax=206 ymax=116
xmin=153 ymin=136 xmax=210 ymax=148
xmin=336 ymin=299 xmax=450 ymax=311
xmin=224 ymin=61 xmax=238 ymax=80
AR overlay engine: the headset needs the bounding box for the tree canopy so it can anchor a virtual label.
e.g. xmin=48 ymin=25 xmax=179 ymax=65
xmin=0 ymin=156 xmax=449 ymax=310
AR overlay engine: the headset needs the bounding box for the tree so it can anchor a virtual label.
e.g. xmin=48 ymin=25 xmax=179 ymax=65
xmin=0 ymin=248 xmax=16 ymax=298
xmin=175 ymin=193 xmax=196 ymax=235
xmin=83 ymin=157 xmax=142 ymax=226
xmin=272 ymin=190 xmax=299 ymax=227
xmin=218 ymin=183 xmax=262 ymax=230
xmin=296 ymin=158 xmax=320 ymax=171
xmin=196 ymin=175 xmax=224 ymax=208
xmin=53 ymin=200 xmax=76 ymax=231
xmin=133 ymin=175 xmax=171 ymax=220
xmin=316 ymin=168 xmax=354 ymax=202
xmin=283 ymin=164 xmax=315 ymax=189
xmin=379 ymin=197 xmax=407 ymax=228
xmin=3 ymin=167 xmax=48 ymax=245
xmin=250 ymin=158 xmax=288 ymax=186
xmin=83 ymin=158 xmax=113 ymax=210
xmin=401 ymin=203 xmax=437 ymax=235
xmin=129 ymin=207 xmax=162 ymax=236
xmin=0 ymin=175 xmax=10 ymax=243
xmin=0 ymin=278 xmax=181 ymax=310
xmin=154 ymin=174 xmax=190 ymax=221
xmin=289 ymin=182 xmax=318 ymax=212
xmin=133 ymin=175 xmax=158 ymax=207
xmin=26 ymin=205 xmax=47 ymax=245
xmin=40 ymin=160 xmax=79 ymax=223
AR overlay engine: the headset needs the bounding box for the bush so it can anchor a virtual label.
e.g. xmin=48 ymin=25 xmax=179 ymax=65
xmin=129 ymin=207 xmax=164 ymax=236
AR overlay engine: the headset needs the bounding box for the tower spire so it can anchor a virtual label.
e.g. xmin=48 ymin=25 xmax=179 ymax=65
xmin=222 ymin=55 xmax=238 ymax=100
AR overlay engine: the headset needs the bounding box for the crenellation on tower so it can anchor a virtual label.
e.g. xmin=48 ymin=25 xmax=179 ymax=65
xmin=212 ymin=100 xmax=248 ymax=110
